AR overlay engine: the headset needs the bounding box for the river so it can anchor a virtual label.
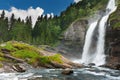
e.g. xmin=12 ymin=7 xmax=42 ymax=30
xmin=0 ymin=67 xmax=119 ymax=80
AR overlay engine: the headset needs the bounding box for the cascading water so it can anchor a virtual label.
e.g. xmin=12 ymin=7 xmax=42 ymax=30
xmin=81 ymin=21 xmax=98 ymax=64
xmin=81 ymin=0 xmax=117 ymax=66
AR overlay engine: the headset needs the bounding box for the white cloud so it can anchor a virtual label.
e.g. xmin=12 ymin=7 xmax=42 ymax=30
xmin=0 ymin=7 xmax=45 ymax=27
xmin=47 ymin=13 xmax=54 ymax=18
xmin=74 ymin=0 xmax=81 ymax=3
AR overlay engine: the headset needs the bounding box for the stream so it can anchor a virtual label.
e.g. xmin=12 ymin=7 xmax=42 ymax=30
xmin=0 ymin=67 xmax=119 ymax=80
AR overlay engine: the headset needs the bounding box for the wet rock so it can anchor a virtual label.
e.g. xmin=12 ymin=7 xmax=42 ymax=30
xmin=68 ymin=62 xmax=83 ymax=68
xmin=50 ymin=62 xmax=72 ymax=69
xmin=12 ymin=64 xmax=26 ymax=72
xmin=57 ymin=19 xmax=87 ymax=59
xmin=1 ymin=49 xmax=10 ymax=54
xmin=88 ymin=63 xmax=96 ymax=66
xmin=115 ymin=64 xmax=120 ymax=70
xmin=3 ymin=54 xmax=24 ymax=63
xmin=100 ymin=63 xmax=120 ymax=70
xmin=62 ymin=69 xmax=73 ymax=75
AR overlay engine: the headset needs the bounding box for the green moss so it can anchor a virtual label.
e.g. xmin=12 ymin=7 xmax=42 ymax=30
xmin=0 ymin=63 xmax=3 ymax=68
xmin=0 ymin=41 xmax=40 ymax=64
xmin=38 ymin=54 xmax=63 ymax=64
xmin=12 ymin=50 xmax=39 ymax=59
xmin=11 ymin=50 xmax=40 ymax=64
xmin=0 ymin=53 xmax=7 ymax=61
xmin=12 ymin=41 xmax=37 ymax=50
xmin=39 ymin=56 xmax=50 ymax=64
xmin=2 ymin=42 xmax=17 ymax=51
xmin=0 ymin=57 xmax=6 ymax=61
xmin=0 ymin=41 xmax=63 ymax=66
xmin=0 ymin=52 xmax=4 ymax=56
xmin=49 ymin=54 xmax=62 ymax=63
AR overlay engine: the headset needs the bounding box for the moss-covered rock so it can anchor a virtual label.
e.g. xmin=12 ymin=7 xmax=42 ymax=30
xmin=0 ymin=41 xmax=83 ymax=72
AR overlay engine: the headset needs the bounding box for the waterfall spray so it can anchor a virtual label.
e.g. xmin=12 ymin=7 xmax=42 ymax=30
xmin=81 ymin=0 xmax=117 ymax=66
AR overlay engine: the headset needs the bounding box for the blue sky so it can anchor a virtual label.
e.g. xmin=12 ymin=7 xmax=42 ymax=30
xmin=0 ymin=0 xmax=75 ymax=15
xmin=0 ymin=0 xmax=80 ymax=27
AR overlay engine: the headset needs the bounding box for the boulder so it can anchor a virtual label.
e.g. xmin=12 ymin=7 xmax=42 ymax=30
xmin=61 ymin=69 xmax=73 ymax=75
xmin=3 ymin=54 xmax=24 ymax=63
xmin=100 ymin=63 xmax=120 ymax=70
xmin=88 ymin=63 xmax=96 ymax=66
xmin=115 ymin=64 xmax=120 ymax=70
xmin=50 ymin=61 xmax=72 ymax=69
xmin=12 ymin=64 xmax=26 ymax=72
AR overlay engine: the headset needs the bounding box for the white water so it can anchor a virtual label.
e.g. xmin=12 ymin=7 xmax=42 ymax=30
xmin=0 ymin=68 xmax=120 ymax=80
xmin=81 ymin=0 xmax=117 ymax=66
xmin=81 ymin=21 xmax=98 ymax=64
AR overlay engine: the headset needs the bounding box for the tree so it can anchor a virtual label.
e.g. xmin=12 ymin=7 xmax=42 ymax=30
xmin=1 ymin=10 xmax=5 ymax=19
xmin=0 ymin=15 xmax=9 ymax=42
xmin=10 ymin=13 xmax=15 ymax=29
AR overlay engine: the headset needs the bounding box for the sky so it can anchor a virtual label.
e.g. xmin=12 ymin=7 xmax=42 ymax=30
xmin=0 ymin=0 xmax=81 ymax=27
xmin=0 ymin=0 xmax=81 ymax=15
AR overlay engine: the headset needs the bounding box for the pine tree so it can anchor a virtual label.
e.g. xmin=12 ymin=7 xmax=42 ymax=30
xmin=0 ymin=11 xmax=9 ymax=42
xmin=1 ymin=10 xmax=5 ymax=19
xmin=32 ymin=16 xmax=41 ymax=44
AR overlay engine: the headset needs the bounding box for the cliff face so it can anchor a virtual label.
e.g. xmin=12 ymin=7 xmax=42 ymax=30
xmin=57 ymin=19 xmax=87 ymax=59
xmin=105 ymin=1 xmax=120 ymax=69
xmin=64 ymin=20 xmax=87 ymax=45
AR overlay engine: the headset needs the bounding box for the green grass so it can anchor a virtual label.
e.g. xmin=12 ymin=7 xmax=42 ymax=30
xmin=38 ymin=54 xmax=63 ymax=64
xmin=49 ymin=54 xmax=63 ymax=63
xmin=0 ymin=53 xmax=7 ymax=61
xmin=11 ymin=50 xmax=40 ymax=64
xmin=0 ymin=57 xmax=6 ymax=61
xmin=12 ymin=41 xmax=38 ymax=51
xmin=0 ymin=41 xmax=63 ymax=66
xmin=0 ymin=63 xmax=3 ymax=68
xmin=11 ymin=50 xmax=39 ymax=59
xmin=38 ymin=56 xmax=50 ymax=64
xmin=0 ymin=41 xmax=41 ymax=64
xmin=2 ymin=42 xmax=17 ymax=51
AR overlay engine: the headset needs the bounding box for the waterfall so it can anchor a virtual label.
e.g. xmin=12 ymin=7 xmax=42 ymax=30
xmin=81 ymin=0 xmax=117 ymax=66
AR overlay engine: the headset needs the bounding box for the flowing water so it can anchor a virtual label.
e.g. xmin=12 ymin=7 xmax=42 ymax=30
xmin=81 ymin=0 xmax=117 ymax=66
xmin=0 ymin=67 xmax=120 ymax=80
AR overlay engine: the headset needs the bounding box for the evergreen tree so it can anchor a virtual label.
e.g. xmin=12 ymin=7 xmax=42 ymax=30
xmin=32 ymin=17 xmax=41 ymax=44
xmin=1 ymin=10 xmax=5 ymax=19
xmin=0 ymin=11 xmax=9 ymax=42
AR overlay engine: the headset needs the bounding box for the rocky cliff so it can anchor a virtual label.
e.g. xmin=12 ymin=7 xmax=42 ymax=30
xmin=57 ymin=19 xmax=87 ymax=59
xmin=105 ymin=1 xmax=120 ymax=70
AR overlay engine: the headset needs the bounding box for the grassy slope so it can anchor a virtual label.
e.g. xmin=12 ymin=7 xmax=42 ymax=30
xmin=0 ymin=41 xmax=63 ymax=67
